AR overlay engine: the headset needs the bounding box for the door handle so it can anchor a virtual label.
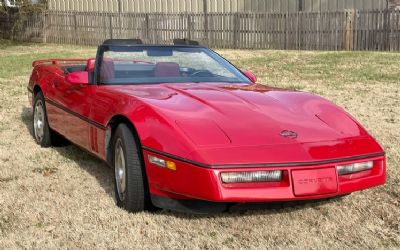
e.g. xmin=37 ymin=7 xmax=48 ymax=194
xmin=54 ymin=81 xmax=60 ymax=87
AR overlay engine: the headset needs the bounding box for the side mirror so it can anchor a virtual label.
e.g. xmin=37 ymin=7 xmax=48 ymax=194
xmin=66 ymin=71 xmax=89 ymax=85
xmin=242 ymin=70 xmax=257 ymax=83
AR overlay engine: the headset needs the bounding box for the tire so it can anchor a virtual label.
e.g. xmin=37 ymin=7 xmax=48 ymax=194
xmin=112 ymin=123 xmax=151 ymax=212
xmin=32 ymin=92 xmax=53 ymax=147
xmin=32 ymin=92 xmax=68 ymax=147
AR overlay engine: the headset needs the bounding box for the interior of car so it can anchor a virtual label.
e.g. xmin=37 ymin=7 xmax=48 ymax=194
xmin=63 ymin=59 xmax=215 ymax=82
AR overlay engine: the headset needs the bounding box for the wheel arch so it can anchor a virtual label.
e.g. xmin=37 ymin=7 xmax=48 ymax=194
xmin=31 ymin=85 xmax=49 ymax=111
xmin=33 ymin=85 xmax=42 ymax=96
xmin=106 ymin=114 xmax=155 ymax=210
xmin=105 ymin=114 xmax=142 ymax=165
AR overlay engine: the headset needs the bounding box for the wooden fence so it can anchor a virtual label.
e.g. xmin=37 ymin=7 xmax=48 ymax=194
xmin=2 ymin=10 xmax=400 ymax=51
xmin=47 ymin=0 xmax=391 ymax=13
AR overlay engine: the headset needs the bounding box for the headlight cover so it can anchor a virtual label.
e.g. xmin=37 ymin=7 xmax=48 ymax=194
xmin=337 ymin=161 xmax=373 ymax=175
xmin=221 ymin=170 xmax=282 ymax=183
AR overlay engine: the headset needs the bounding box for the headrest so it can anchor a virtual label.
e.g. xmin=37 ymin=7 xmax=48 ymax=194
xmin=154 ymin=62 xmax=180 ymax=77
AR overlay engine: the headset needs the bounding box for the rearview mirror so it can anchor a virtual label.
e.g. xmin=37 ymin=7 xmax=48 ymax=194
xmin=66 ymin=71 xmax=89 ymax=85
xmin=147 ymin=48 xmax=173 ymax=57
xmin=242 ymin=70 xmax=257 ymax=83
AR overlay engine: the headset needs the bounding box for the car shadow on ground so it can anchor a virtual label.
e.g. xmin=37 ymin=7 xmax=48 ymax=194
xmin=21 ymin=107 xmax=115 ymax=198
xmin=21 ymin=106 xmax=346 ymax=218
xmin=160 ymin=196 xmax=347 ymax=219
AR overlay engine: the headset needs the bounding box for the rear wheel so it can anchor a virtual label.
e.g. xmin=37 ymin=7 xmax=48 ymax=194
xmin=113 ymin=124 xmax=151 ymax=212
xmin=32 ymin=92 xmax=69 ymax=147
xmin=32 ymin=92 xmax=52 ymax=147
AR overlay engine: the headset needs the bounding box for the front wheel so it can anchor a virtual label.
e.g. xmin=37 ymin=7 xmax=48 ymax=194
xmin=113 ymin=124 xmax=150 ymax=212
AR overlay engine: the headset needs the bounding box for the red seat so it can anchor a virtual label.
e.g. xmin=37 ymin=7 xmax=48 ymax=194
xmin=154 ymin=62 xmax=180 ymax=77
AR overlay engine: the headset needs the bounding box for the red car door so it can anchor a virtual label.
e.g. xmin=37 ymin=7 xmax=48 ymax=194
xmin=49 ymin=73 xmax=94 ymax=150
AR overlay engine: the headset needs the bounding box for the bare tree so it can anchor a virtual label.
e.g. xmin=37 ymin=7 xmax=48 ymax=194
xmin=1 ymin=0 xmax=7 ymax=13
xmin=0 ymin=0 xmax=47 ymax=40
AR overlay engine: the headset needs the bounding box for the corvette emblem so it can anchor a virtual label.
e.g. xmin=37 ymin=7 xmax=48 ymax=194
xmin=280 ymin=130 xmax=298 ymax=139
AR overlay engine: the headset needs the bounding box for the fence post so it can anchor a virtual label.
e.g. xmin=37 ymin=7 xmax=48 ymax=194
xmin=187 ymin=14 xmax=192 ymax=40
xmin=109 ymin=14 xmax=113 ymax=39
xmin=233 ymin=13 xmax=239 ymax=49
xmin=73 ymin=13 xmax=78 ymax=44
xmin=144 ymin=13 xmax=149 ymax=42
xmin=344 ymin=9 xmax=355 ymax=51
xmin=118 ymin=0 xmax=122 ymax=36
xmin=284 ymin=12 xmax=288 ymax=50
xmin=203 ymin=0 xmax=208 ymax=43
xmin=42 ymin=11 xmax=47 ymax=43
xmin=383 ymin=8 xmax=390 ymax=51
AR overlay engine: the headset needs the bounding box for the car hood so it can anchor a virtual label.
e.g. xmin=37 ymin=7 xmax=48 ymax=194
xmin=111 ymin=83 xmax=383 ymax=165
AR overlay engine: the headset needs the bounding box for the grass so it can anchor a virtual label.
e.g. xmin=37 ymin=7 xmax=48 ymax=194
xmin=0 ymin=40 xmax=399 ymax=249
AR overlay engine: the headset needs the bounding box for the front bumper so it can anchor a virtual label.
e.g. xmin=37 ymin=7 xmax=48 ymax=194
xmin=143 ymin=150 xmax=386 ymax=202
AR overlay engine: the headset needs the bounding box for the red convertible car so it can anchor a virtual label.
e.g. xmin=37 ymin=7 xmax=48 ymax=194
xmin=27 ymin=39 xmax=386 ymax=213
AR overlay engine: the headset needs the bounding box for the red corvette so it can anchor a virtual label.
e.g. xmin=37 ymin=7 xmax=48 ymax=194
xmin=27 ymin=39 xmax=386 ymax=213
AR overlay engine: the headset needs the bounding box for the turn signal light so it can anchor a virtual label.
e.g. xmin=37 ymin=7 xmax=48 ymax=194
xmin=337 ymin=161 xmax=373 ymax=175
xmin=221 ymin=170 xmax=282 ymax=183
xmin=148 ymin=155 xmax=176 ymax=171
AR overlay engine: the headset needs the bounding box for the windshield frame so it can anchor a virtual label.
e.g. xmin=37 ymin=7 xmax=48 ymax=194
xmin=93 ymin=45 xmax=251 ymax=86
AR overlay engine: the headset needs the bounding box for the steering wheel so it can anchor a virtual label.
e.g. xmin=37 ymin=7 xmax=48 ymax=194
xmin=190 ymin=70 xmax=214 ymax=77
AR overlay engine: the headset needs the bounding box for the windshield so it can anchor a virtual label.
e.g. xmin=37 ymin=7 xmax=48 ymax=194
xmin=97 ymin=46 xmax=250 ymax=85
